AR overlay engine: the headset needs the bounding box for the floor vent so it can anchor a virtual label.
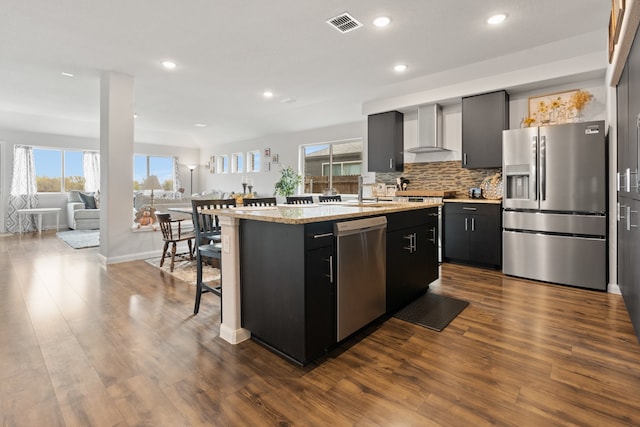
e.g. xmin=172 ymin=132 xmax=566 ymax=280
xmin=326 ymin=12 xmax=362 ymax=33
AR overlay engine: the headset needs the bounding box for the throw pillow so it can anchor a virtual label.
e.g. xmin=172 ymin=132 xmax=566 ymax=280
xmin=68 ymin=190 xmax=83 ymax=203
xmin=79 ymin=192 xmax=97 ymax=209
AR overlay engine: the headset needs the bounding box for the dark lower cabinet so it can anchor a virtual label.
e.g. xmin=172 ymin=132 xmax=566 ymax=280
xmin=443 ymin=202 xmax=501 ymax=269
xmin=619 ymin=197 xmax=640 ymax=339
xmin=240 ymin=207 xmax=441 ymax=364
xmin=241 ymin=220 xmax=335 ymax=365
xmin=386 ymin=208 xmax=439 ymax=313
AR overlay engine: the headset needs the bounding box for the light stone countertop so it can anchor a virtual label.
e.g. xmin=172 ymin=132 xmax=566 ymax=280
xmin=211 ymin=202 xmax=441 ymax=225
xmin=445 ymin=198 xmax=502 ymax=205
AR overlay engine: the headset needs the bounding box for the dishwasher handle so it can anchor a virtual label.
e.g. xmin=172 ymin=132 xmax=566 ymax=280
xmin=334 ymin=216 xmax=387 ymax=237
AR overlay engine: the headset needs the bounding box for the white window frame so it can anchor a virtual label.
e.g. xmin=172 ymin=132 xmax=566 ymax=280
xmin=217 ymin=155 xmax=229 ymax=174
xmin=231 ymin=152 xmax=244 ymax=173
xmin=247 ymin=150 xmax=261 ymax=172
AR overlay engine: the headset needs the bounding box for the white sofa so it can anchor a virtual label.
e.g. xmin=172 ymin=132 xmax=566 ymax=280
xmin=67 ymin=190 xmax=100 ymax=230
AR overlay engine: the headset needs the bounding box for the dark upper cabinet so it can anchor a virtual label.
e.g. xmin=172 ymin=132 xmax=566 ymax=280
xmin=462 ymin=90 xmax=509 ymax=169
xmin=618 ymin=61 xmax=629 ymax=192
xmin=627 ymin=24 xmax=640 ymax=192
xmin=368 ymin=111 xmax=404 ymax=172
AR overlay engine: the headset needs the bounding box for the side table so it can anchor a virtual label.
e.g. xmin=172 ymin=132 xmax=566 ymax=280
xmin=17 ymin=207 xmax=61 ymax=234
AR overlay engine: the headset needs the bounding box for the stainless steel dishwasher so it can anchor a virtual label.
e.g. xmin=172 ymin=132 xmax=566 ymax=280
xmin=334 ymin=216 xmax=387 ymax=341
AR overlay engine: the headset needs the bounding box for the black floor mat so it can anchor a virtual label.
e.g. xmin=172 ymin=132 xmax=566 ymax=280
xmin=393 ymin=293 xmax=469 ymax=332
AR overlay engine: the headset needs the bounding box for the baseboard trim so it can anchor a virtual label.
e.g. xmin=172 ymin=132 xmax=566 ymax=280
xmin=608 ymin=282 xmax=621 ymax=295
xmin=219 ymin=323 xmax=251 ymax=344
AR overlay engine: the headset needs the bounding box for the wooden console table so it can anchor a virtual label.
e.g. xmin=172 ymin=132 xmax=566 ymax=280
xmin=17 ymin=207 xmax=61 ymax=233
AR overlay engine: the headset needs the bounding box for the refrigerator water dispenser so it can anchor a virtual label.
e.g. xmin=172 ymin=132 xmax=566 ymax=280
xmin=505 ymin=164 xmax=531 ymax=200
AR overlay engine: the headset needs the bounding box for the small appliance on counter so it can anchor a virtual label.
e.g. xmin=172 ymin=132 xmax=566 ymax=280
xmin=395 ymin=177 xmax=410 ymax=191
xmin=469 ymin=187 xmax=482 ymax=198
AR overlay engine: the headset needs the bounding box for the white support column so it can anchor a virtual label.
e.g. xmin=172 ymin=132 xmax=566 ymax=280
xmin=99 ymin=71 xmax=134 ymax=261
xmin=218 ymin=215 xmax=251 ymax=344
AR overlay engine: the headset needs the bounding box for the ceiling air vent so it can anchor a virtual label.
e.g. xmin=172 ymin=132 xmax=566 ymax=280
xmin=326 ymin=12 xmax=362 ymax=33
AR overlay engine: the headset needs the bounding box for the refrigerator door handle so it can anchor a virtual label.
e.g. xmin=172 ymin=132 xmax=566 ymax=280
xmin=540 ymin=135 xmax=546 ymax=201
xmin=626 ymin=168 xmax=631 ymax=192
xmin=531 ymin=136 xmax=538 ymax=201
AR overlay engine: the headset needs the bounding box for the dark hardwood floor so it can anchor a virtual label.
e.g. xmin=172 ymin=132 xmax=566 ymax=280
xmin=2 ymin=231 xmax=640 ymax=426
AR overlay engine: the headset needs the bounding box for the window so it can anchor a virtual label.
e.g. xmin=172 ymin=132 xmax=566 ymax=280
xmin=247 ymin=150 xmax=261 ymax=172
xmin=133 ymin=155 xmax=175 ymax=190
xmin=231 ymin=153 xmax=244 ymax=173
xmin=301 ymin=139 xmax=363 ymax=194
xmin=33 ymin=148 xmax=87 ymax=193
xmin=217 ymin=155 xmax=229 ymax=174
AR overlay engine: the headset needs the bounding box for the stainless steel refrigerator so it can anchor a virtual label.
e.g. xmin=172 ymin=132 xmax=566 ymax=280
xmin=502 ymin=121 xmax=607 ymax=290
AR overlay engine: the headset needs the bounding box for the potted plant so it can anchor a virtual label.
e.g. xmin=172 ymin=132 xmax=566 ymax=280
xmin=274 ymin=165 xmax=302 ymax=197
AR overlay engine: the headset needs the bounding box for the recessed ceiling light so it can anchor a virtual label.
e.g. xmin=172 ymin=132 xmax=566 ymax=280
xmin=194 ymin=123 xmax=207 ymax=128
xmin=373 ymin=16 xmax=391 ymax=27
xmin=487 ymin=13 xmax=507 ymax=25
xmin=263 ymin=91 xmax=274 ymax=98
xmin=61 ymin=72 xmax=74 ymax=77
xmin=161 ymin=60 xmax=177 ymax=70
xmin=394 ymin=64 xmax=408 ymax=72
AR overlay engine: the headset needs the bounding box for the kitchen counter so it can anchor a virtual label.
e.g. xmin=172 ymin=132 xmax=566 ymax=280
xmin=445 ymin=198 xmax=502 ymax=204
xmin=213 ymin=202 xmax=441 ymax=225
xmin=211 ymin=202 xmax=440 ymax=356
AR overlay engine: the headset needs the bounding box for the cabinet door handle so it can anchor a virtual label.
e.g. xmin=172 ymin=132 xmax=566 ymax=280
xmin=429 ymin=227 xmax=436 ymax=243
xmin=630 ymin=169 xmax=639 ymax=191
xmin=463 ymin=153 xmax=468 ymax=165
xmin=389 ymin=158 xmax=393 ymax=169
xmin=462 ymin=207 xmax=477 ymax=211
xmin=628 ymin=206 xmax=638 ymax=231
xmin=313 ymin=232 xmax=333 ymax=239
xmin=403 ymin=234 xmax=414 ymax=252
xmin=325 ymin=256 xmax=333 ymax=283
xmin=464 ymin=218 xmax=468 ymax=231
xmin=617 ymin=172 xmax=623 ymax=192
xmin=471 ymin=217 xmax=475 ymax=231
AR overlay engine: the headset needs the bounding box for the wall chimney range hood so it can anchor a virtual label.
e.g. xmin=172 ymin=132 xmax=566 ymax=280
xmin=405 ymin=103 xmax=450 ymax=153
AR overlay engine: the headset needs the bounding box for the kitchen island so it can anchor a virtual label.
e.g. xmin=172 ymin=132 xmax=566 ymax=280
xmin=214 ymin=202 xmax=440 ymax=364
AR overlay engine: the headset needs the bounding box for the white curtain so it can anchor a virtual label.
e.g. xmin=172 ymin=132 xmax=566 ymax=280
xmin=173 ymin=157 xmax=183 ymax=194
xmin=83 ymin=151 xmax=100 ymax=192
xmin=6 ymin=145 xmax=39 ymax=232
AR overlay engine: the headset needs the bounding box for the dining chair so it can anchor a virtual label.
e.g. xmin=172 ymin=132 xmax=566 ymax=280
xmin=156 ymin=213 xmax=195 ymax=272
xmin=318 ymin=195 xmax=342 ymax=202
xmin=190 ymin=198 xmax=236 ymax=315
xmin=192 ymin=198 xmax=236 ymax=244
xmin=243 ymin=197 xmax=277 ymax=207
xmin=286 ymin=195 xmax=314 ymax=204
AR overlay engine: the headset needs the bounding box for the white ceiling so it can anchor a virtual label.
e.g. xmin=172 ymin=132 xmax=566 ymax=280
xmin=0 ymin=0 xmax=610 ymax=148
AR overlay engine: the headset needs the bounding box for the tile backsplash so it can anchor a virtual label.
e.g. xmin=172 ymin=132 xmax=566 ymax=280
xmin=376 ymin=161 xmax=500 ymax=197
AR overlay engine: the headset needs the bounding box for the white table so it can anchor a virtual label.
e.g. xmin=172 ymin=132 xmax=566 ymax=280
xmin=17 ymin=208 xmax=61 ymax=233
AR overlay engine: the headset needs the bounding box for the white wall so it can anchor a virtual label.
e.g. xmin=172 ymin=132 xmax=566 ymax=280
xmin=401 ymin=77 xmax=607 ymax=165
xmin=201 ymin=121 xmax=367 ymax=198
